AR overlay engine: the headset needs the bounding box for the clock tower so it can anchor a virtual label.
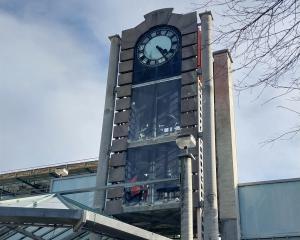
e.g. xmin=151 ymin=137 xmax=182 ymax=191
xmin=94 ymin=8 xmax=240 ymax=240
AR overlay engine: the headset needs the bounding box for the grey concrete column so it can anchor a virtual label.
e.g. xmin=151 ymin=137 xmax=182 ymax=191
xmin=213 ymin=50 xmax=240 ymax=240
xmin=180 ymin=153 xmax=193 ymax=240
xmin=199 ymin=11 xmax=219 ymax=240
xmin=94 ymin=35 xmax=121 ymax=212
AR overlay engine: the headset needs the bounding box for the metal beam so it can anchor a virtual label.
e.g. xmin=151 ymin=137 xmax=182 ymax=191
xmin=58 ymin=229 xmax=86 ymax=240
xmin=84 ymin=211 xmax=172 ymax=240
xmin=47 ymin=228 xmax=71 ymax=240
xmin=0 ymin=207 xmax=172 ymax=240
xmin=53 ymin=177 xmax=179 ymax=195
xmin=16 ymin=178 xmax=44 ymax=194
xmin=0 ymin=207 xmax=83 ymax=226
xmin=0 ymin=188 xmax=13 ymax=195
xmin=7 ymin=226 xmax=45 ymax=240
xmin=0 ymin=226 xmax=11 ymax=237
xmin=85 ymin=168 xmax=94 ymax=173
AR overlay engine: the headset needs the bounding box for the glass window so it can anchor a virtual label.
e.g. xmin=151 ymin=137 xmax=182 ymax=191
xmin=125 ymin=142 xmax=180 ymax=205
xmin=128 ymin=79 xmax=180 ymax=142
xmin=6 ymin=233 xmax=24 ymax=240
xmin=62 ymin=192 xmax=94 ymax=208
xmin=34 ymin=227 xmax=53 ymax=237
xmin=156 ymin=79 xmax=181 ymax=136
xmin=51 ymin=174 xmax=96 ymax=192
xmin=133 ymin=58 xmax=181 ymax=85
xmin=24 ymin=226 xmax=39 ymax=233
xmin=129 ymin=84 xmax=156 ymax=141
xmin=43 ymin=228 xmax=68 ymax=239
xmin=52 ymin=229 xmax=73 ymax=240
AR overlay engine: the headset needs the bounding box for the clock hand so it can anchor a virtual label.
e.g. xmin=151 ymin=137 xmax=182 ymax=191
xmin=156 ymin=45 xmax=168 ymax=57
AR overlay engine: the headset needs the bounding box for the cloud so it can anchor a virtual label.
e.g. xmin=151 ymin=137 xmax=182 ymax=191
xmin=0 ymin=1 xmax=299 ymax=184
xmin=0 ymin=0 xmax=196 ymax=171
xmin=235 ymin=87 xmax=300 ymax=182
xmin=0 ymin=10 xmax=105 ymax=171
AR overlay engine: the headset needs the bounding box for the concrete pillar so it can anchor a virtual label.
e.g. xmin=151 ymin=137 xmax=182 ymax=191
xmin=180 ymin=154 xmax=193 ymax=240
xmin=94 ymin=35 xmax=121 ymax=212
xmin=213 ymin=50 xmax=240 ymax=240
xmin=199 ymin=11 xmax=220 ymax=240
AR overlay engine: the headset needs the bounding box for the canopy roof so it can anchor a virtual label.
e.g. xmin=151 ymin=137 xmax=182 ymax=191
xmin=0 ymin=194 xmax=172 ymax=240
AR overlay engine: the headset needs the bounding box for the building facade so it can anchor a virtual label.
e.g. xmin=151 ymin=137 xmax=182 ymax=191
xmin=95 ymin=8 xmax=239 ymax=240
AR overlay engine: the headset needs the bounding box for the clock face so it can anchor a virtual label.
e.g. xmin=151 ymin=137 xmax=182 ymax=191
xmin=136 ymin=27 xmax=180 ymax=67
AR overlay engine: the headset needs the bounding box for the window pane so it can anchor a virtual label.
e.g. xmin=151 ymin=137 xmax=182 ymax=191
xmin=52 ymin=229 xmax=73 ymax=240
xmin=62 ymin=192 xmax=94 ymax=209
xmin=34 ymin=227 xmax=53 ymax=236
xmin=133 ymin=58 xmax=181 ymax=85
xmin=6 ymin=233 xmax=24 ymax=240
xmin=43 ymin=228 xmax=68 ymax=239
xmin=129 ymin=84 xmax=156 ymax=141
xmin=128 ymin=79 xmax=180 ymax=142
xmin=125 ymin=142 xmax=179 ymax=205
xmin=51 ymin=174 xmax=96 ymax=192
xmin=156 ymin=79 xmax=181 ymax=137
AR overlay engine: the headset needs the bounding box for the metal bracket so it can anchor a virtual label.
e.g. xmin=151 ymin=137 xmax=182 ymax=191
xmin=198 ymin=132 xmax=203 ymax=139
xmin=73 ymin=211 xmax=86 ymax=232
xmin=199 ymin=200 xmax=204 ymax=209
xmin=196 ymin=68 xmax=202 ymax=76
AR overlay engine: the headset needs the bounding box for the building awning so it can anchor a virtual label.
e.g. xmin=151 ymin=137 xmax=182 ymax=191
xmin=0 ymin=194 xmax=172 ymax=240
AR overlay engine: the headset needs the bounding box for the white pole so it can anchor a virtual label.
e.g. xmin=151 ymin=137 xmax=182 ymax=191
xmin=199 ymin=11 xmax=220 ymax=240
xmin=180 ymin=153 xmax=194 ymax=240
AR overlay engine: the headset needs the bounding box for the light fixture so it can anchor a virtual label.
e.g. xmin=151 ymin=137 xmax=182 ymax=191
xmin=54 ymin=168 xmax=69 ymax=177
xmin=176 ymin=134 xmax=196 ymax=149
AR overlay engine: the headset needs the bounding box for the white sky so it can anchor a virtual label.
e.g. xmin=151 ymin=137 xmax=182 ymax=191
xmin=0 ymin=0 xmax=299 ymax=183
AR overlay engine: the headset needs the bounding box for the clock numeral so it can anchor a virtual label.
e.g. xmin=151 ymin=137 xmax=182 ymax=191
xmin=151 ymin=32 xmax=156 ymax=38
xmin=161 ymin=30 xmax=167 ymax=35
xmin=158 ymin=57 xmax=166 ymax=64
xmin=142 ymin=37 xmax=150 ymax=44
xmin=166 ymin=31 xmax=174 ymax=37
xmin=139 ymin=44 xmax=145 ymax=51
xmin=172 ymin=36 xmax=178 ymax=42
xmin=171 ymin=44 xmax=177 ymax=50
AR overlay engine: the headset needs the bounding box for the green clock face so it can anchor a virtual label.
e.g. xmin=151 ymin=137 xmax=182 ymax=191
xmin=136 ymin=27 xmax=180 ymax=67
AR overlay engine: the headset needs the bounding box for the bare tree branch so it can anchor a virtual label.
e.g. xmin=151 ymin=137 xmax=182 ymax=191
xmin=195 ymin=0 xmax=300 ymax=143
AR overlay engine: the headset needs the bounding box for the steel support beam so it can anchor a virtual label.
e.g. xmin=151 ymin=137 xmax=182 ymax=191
xmin=0 ymin=207 xmax=172 ymax=240
xmin=0 ymin=226 xmax=11 ymax=237
xmin=16 ymin=178 xmax=43 ymax=194
xmin=7 ymin=226 xmax=45 ymax=240
xmin=0 ymin=188 xmax=12 ymax=195
xmin=0 ymin=207 xmax=82 ymax=226
xmin=84 ymin=211 xmax=172 ymax=240
xmin=58 ymin=229 xmax=86 ymax=240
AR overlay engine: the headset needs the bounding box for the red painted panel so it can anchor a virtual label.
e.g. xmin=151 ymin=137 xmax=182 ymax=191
xmin=197 ymin=29 xmax=202 ymax=68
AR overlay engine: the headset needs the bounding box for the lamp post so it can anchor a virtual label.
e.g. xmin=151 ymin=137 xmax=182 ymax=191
xmin=176 ymin=134 xmax=196 ymax=240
